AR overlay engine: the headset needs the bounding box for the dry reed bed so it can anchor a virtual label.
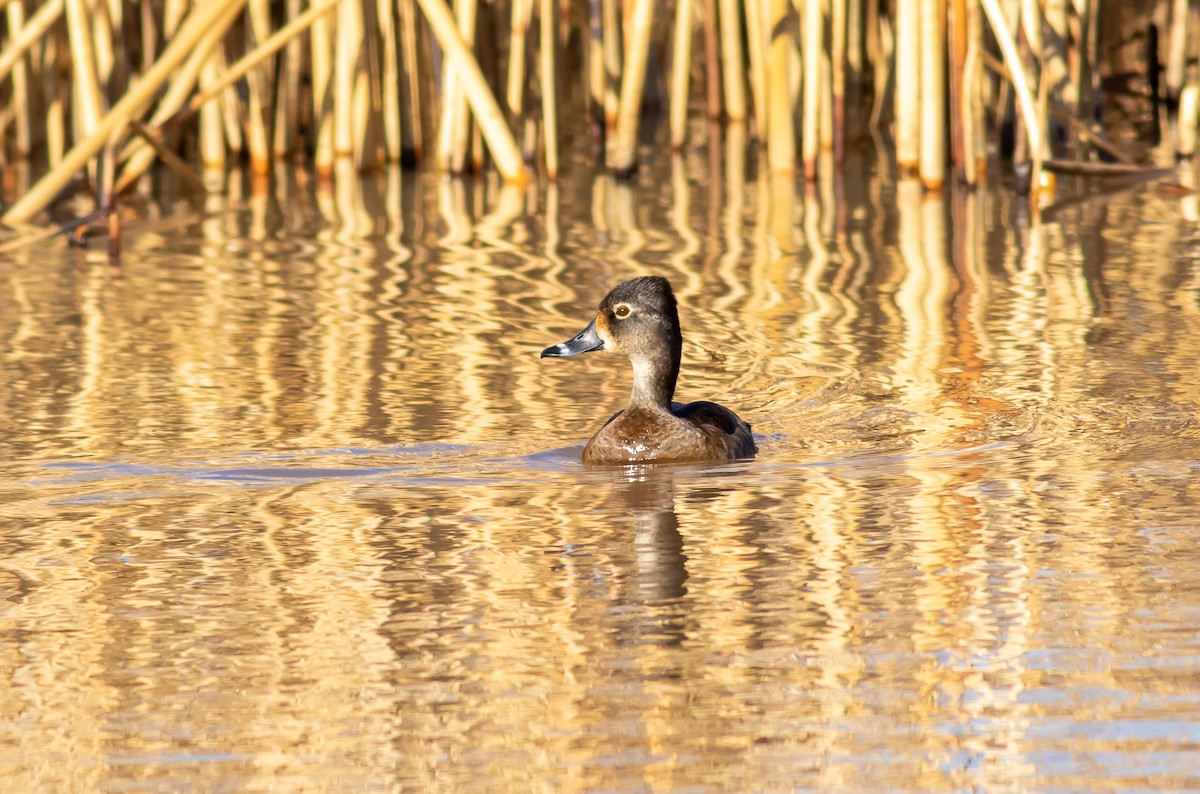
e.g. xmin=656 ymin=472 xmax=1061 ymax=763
xmin=0 ymin=0 xmax=1196 ymax=230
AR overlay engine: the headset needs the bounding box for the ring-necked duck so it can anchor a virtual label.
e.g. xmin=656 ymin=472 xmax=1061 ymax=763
xmin=541 ymin=276 xmax=757 ymax=464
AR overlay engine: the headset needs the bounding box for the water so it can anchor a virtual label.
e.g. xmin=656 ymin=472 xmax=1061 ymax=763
xmin=3 ymin=141 xmax=1200 ymax=791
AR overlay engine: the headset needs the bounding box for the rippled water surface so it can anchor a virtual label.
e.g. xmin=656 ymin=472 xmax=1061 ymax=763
xmin=3 ymin=145 xmax=1200 ymax=791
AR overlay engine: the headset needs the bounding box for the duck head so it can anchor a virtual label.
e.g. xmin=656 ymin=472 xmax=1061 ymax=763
xmin=541 ymin=276 xmax=683 ymax=409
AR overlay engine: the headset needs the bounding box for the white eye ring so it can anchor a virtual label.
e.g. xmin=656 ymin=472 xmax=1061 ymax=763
xmin=614 ymin=304 xmax=631 ymax=318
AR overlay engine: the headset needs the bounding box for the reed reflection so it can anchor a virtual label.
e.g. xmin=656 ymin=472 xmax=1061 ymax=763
xmin=5 ymin=134 xmax=1200 ymax=792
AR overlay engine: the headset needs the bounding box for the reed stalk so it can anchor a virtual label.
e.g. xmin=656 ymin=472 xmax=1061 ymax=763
xmin=334 ymin=0 xmax=364 ymax=160
xmin=507 ymin=0 xmax=531 ymax=115
xmin=966 ymin=0 xmax=984 ymax=180
xmin=436 ymin=49 xmax=460 ymax=168
xmin=398 ymin=0 xmax=424 ymax=159
xmin=217 ymin=49 xmax=244 ymax=156
xmin=894 ymin=0 xmax=919 ymax=172
xmin=1166 ymin=0 xmax=1188 ymax=100
xmin=449 ymin=0 xmax=478 ymax=171
xmin=116 ymin=0 xmax=248 ymax=189
xmin=109 ymin=0 xmax=132 ymax=95
xmin=377 ymin=0 xmax=401 ymax=161
xmin=588 ymin=0 xmax=604 ymax=118
xmin=245 ymin=0 xmax=274 ymax=173
xmin=820 ymin=48 xmax=833 ymax=150
xmin=867 ymin=0 xmax=888 ymax=128
xmin=4 ymin=0 xmax=30 ymax=155
xmin=1043 ymin=0 xmax=1071 ymax=113
xmin=948 ymin=0 xmax=966 ymax=180
xmin=64 ymin=0 xmax=105 ymax=143
xmin=846 ymin=0 xmax=862 ymax=85
xmin=978 ymin=0 xmax=1041 ymax=190
xmin=601 ymin=0 xmax=621 ymax=131
xmin=801 ymin=0 xmax=822 ymax=178
xmin=471 ymin=106 xmax=483 ymax=170
xmin=137 ymin=0 xmax=153 ymax=72
xmin=609 ymin=0 xmax=653 ymax=174
xmin=3 ymin=0 xmax=247 ymax=224
xmin=311 ymin=6 xmax=334 ymax=174
xmin=1178 ymin=83 xmax=1199 ymax=158
xmin=44 ymin=29 xmax=65 ymax=168
xmin=164 ymin=0 xmax=186 ymax=36
xmin=743 ymin=0 xmax=766 ymax=133
xmin=540 ymin=0 xmax=558 ymax=177
xmin=0 ymin=0 xmax=63 ymax=85
xmin=273 ymin=0 xmax=303 ymax=159
xmin=765 ymin=0 xmax=793 ymax=173
xmin=918 ymin=0 xmax=945 ymax=188
xmin=198 ymin=53 xmax=226 ymax=168
xmin=668 ymin=0 xmax=693 ymax=149
xmin=701 ymin=0 xmax=721 ymax=118
xmin=352 ymin=24 xmax=373 ymax=170
xmin=91 ymin=0 xmax=115 ymax=87
xmin=717 ymin=0 xmax=745 ymax=120
xmin=414 ymin=0 xmax=528 ymax=182
xmin=187 ymin=0 xmax=343 ymax=117
xmin=831 ymin=0 xmax=846 ymax=163
xmin=1076 ymin=0 xmax=1097 ymax=129
xmin=127 ymin=120 xmax=207 ymax=193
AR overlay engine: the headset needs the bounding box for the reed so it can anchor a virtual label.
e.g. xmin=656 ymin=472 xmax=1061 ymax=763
xmin=801 ymin=0 xmax=823 ymax=179
xmin=245 ymin=0 xmax=273 ymax=174
xmin=831 ymin=0 xmax=846 ymax=163
xmin=415 ymin=0 xmax=527 ymax=182
xmin=765 ymin=0 xmax=792 ymax=174
xmin=1179 ymin=83 xmax=1199 ymax=158
xmin=0 ymin=0 xmax=1191 ymax=226
xmin=334 ymin=0 xmax=364 ymax=162
xmin=3 ymin=0 xmax=28 ymax=156
xmin=668 ymin=0 xmax=692 ymax=149
xmin=601 ymin=0 xmax=620 ymax=132
xmin=378 ymin=0 xmax=403 ymax=161
xmin=742 ymin=0 xmax=765 ymax=133
xmin=918 ymin=0 xmax=945 ymax=188
xmin=609 ymin=0 xmax=653 ymax=174
xmin=717 ymin=0 xmax=745 ymax=121
xmin=701 ymin=0 xmax=721 ymax=119
xmin=442 ymin=0 xmax=477 ymax=172
xmin=893 ymin=0 xmax=919 ymax=174
xmin=1166 ymin=0 xmax=1188 ymax=101
xmin=398 ymin=0 xmax=423 ymax=159
xmin=587 ymin=0 xmax=603 ymax=118
xmin=539 ymin=0 xmax=557 ymax=177
xmin=0 ymin=0 xmax=62 ymax=86
xmin=507 ymin=0 xmax=531 ymax=117
xmin=273 ymin=0 xmax=302 ymax=160
xmin=3 ymin=0 xmax=245 ymax=224
xmin=310 ymin=6 xmax=335 ymax=176
xmin=64 ymin=0 xmax=104 ymax=145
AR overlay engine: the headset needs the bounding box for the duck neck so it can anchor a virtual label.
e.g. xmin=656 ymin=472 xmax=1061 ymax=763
xmin=628 ymin=349 xmax=680 ymax=413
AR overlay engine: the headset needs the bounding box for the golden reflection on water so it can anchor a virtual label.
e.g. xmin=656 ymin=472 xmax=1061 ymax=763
xmin=3 ymin=145 xmax=1200 ymax=790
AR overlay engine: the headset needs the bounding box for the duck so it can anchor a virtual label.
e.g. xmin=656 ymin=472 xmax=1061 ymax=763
xmin=541 ymin=275 xmax=757 ymax=464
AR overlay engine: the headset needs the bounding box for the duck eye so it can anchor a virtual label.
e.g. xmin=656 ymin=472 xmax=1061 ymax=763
xmin=614 ymin=304 xmax=631 ymax=319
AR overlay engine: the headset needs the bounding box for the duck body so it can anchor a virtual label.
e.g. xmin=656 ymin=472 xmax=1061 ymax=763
xmin=541 ymin=276 xmax=757 ymax=465
xmin=583 ymin=401 xmax=756 ymax=464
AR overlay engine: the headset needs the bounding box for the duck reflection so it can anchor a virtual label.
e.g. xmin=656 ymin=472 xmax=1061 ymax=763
xmin=599 ymin=467 xmax=691 ymax=655
xmin=619 ymin=469 xmax=688 ymax=605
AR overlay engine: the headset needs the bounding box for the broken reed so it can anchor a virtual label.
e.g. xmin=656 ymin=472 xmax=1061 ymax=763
xmin=0 ymin=0 xmax=1197 ymax=225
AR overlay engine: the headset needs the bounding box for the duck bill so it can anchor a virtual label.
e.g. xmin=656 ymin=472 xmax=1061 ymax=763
xmin=541 ymin=319 xmax=605 ymax=358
